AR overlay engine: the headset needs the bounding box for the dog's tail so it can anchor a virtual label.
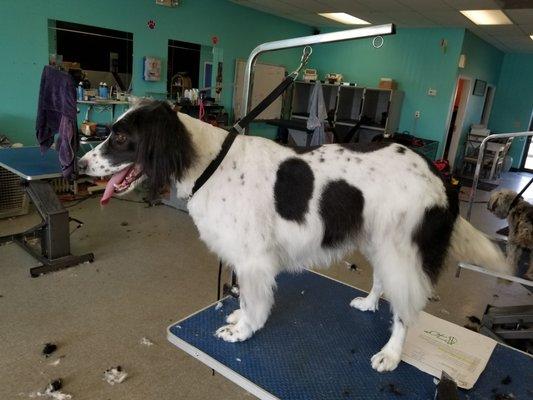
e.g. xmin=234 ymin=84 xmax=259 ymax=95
xmin=448 ymin=216 xmax=510 ymax=274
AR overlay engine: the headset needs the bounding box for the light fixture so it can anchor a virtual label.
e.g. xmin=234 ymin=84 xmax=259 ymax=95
xmin=318 ymin=12 xmax=370 ymax=25
xmin=460 ymin=10 xmax=512 ymax=25
xmin=530 ymin=34 xmax=533 ymax=40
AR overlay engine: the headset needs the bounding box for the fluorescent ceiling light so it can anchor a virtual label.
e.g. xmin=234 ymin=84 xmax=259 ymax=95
xmin=460 ymin=10 xmax=512 ymax=25
xmin=530 ymin=35 xmax=533 ymax=40
xmin=318 ymin=12 xmax=370 ymax=25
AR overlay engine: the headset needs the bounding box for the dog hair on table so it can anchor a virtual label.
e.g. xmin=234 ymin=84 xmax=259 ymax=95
xmin=488 ymin=189 xmax=533 ymax=280
xmin=79 ymin=100 xmax=509 ymax=373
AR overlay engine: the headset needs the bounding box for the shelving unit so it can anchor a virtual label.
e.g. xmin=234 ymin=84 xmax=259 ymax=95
xmin=285 ymin=81 xmax=404 ymax=143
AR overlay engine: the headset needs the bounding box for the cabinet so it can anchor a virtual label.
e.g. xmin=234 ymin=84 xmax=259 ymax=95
xmin=287 ymin=81 xmax=404 ymax=143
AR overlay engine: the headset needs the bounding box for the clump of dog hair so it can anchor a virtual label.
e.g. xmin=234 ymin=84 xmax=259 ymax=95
xmin=42 ymin=343 xmax=57 ymax=358
xmin=103 ymin=366 xmax=128 ymax=385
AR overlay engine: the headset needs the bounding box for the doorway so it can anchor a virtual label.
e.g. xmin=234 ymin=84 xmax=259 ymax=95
xmin=519 ymin=109 xmax=533 ymax=172
xmin=443 ymin=77 xmax=472 ymax=168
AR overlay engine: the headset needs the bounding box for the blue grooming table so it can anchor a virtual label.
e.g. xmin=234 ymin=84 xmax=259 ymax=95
xmin=168 ymin=270 xmax=532 ymax=399
xmin=0 ymin=147 xmax=93 ymax=276
xmin=0 ymin=146 xmax=63 ymax=180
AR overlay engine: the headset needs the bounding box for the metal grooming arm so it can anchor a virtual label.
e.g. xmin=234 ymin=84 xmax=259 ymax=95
xmin=465 ymin=131 xmax=533 ymax=221
xmin=241 ymin=24 xmax=396 ymax=132
xmin=459 ymin=131 xmax=533 ymax=346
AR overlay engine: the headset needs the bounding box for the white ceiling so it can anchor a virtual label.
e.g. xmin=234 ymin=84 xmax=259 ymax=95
xmin=231 ymin=0 xmax=533 ymax=53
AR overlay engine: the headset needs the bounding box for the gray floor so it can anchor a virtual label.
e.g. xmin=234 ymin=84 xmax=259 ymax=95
xmin=1 ymin=172 xmax=532 ymax=400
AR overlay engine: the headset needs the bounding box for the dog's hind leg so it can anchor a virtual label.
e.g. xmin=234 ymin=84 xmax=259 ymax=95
xmin=215 ymin=261 xmax=276 ymax=342
xmin=350 ymin=271 xmax=382 ymax=312
xmin=506 ymin=242 xmax=522 ymax=274
xmin=369 ymin=247 xmax=431 ymax=372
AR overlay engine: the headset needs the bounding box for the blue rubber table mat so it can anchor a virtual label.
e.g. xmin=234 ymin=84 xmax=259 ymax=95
xmin=0 ymin=147 xmax=62 ymax=179
xmin=168 ymin=271 xmax=533 ymax=399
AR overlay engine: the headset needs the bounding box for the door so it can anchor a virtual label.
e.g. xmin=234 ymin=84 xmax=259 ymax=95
xmin=444 ymin=77 xmax=471 ymax=168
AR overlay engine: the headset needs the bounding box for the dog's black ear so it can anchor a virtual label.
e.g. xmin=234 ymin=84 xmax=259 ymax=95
xmin=134 ymin=101 xmax=196 ymax=200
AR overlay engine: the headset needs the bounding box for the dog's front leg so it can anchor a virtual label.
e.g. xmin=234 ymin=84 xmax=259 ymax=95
xmin=371 ymin=314 xmax=406 ymax=372
xmin=216 ymin=264 xmax=276 ymax=342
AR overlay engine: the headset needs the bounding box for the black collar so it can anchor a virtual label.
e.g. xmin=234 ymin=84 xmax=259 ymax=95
xmin=191 ymin=129 xmax=238 ymax=197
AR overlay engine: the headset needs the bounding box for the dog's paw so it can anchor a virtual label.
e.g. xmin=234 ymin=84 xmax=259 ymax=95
xmin=215 ymin=323 xmax=253 ymax=342
xmin=350 ymin=297 xmax=378 ymax=312
xmin=370 ymin=348 xmax=401 ymax=372
xmin=226 ymin=309 xmax=243 ymax=324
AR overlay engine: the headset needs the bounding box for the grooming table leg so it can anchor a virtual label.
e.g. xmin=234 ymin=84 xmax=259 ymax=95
xmin=0 ymin=181 xmax=94 ymax=276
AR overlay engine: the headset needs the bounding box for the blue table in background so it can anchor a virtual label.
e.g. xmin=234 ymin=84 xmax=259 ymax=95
xmin=0 ymin=147 xmax=93 ymax=276
xmin=168 ymin=270 xmax=532 ymax=400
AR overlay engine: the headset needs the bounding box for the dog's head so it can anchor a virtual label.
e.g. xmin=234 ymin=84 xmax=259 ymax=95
xmin=487 ymin=189 xmax=518 ymax=219
xmin=78 ymin=100 xmax=196 ymax=204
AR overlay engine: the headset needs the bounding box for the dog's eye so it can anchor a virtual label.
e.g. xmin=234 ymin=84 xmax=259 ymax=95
xmin=114 ymin=133 xmax=127 ymax=144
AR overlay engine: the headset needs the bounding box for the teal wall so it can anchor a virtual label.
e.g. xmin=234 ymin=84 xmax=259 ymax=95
xmin=0 ymin=0 xmax=311 ymax=145
xmin=489 ymin=54 xmax=533 ymax=168
xmin=310 ymin=28 xmax=465 ymax=156
xmin=453 ymin=30 xmax=504 ymax=166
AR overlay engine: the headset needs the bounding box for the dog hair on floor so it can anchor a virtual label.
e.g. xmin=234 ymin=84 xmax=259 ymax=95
xmin=488 ymin=189 xmax=533 ymax=280
xmin=79 ymin=100 xmax=509 ymax=372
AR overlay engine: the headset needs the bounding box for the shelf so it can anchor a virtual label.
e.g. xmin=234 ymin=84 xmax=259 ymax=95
xmin=77 ymin=100 xmax=129 ymax=105
xmin=360 ymin=125 xmax=385 ymax=131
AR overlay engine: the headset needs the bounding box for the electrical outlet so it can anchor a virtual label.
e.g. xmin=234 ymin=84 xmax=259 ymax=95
xmin=427 ymin=88 xmax=437 ymax=96
xmin=415 ymin=111 xmax=421 ymax=119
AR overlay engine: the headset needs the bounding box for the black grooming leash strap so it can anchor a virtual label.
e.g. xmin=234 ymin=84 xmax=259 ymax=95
xmin=509 ymin=176 xmax=533 ymax=211
xmin=189 ymin=73 xmax=298 ymax=197
xmin=191 ymin=129 xmax=238 ymax=196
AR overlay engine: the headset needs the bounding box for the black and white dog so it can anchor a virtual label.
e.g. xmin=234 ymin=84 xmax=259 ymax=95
xmin=79 ymin=100 xmax=508 ymax=372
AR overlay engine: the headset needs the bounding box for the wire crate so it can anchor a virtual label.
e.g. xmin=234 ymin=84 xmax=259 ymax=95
xmin=0 ymin=166 xmax=29 ymax=218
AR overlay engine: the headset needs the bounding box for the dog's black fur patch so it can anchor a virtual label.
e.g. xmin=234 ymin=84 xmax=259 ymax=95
xmin=412 ymin=185 xmax=459 ymax=283
xmin=340 ymin=142 xmax=392 ymax=153
xmin=274 ymin=158 xmax=314 ymax=223
xmin=104 ymin=101 xmax=196 ymax=200
xmin=320 ymin=180 xmax=364 ymax=247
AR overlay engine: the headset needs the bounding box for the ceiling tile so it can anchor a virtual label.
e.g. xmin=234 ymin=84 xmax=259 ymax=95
xmin=506 ymin=9 xmax=533 ymax=24
xmin=246 ymin=0 xmax=302 ymax=13
xmin=385 ymin=11 xmax=436 ymax=26
xmin=518 ymin=23 xmax=533 ymax=33
xmin=352 ymin=0 xmax=408 ymax=12
xmin=443 ymin=0 xmax=502 ymax=10
xmin=277 ymin=0 xmax=329 ymax=12
xmin=397 ymin=0 xmax=454 ymax=11
xmin=482 ymin=24 xmax=527 ymax=35
xmin=423 ymin=10 xmax=474 ymax=25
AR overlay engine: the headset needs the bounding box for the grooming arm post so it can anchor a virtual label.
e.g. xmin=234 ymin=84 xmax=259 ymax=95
xmin=466 ymin=131 xmax=533 ymax=221
xmin=241 ymin=24 xmax=396 ymax=133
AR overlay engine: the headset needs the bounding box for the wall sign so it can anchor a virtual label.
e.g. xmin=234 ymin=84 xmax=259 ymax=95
xmin=473 ymin=79 xmax=487 ymax=96
xmin=143 ymin=57 xmax=161 ymax=81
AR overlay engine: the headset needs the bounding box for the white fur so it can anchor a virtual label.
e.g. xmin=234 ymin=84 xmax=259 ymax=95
xmin=82 ymin=112 xmax=507 ymax=372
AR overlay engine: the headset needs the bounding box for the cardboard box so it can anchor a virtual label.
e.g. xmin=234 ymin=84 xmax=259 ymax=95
xmin=379 ymin=78 xmax=397 ymax=90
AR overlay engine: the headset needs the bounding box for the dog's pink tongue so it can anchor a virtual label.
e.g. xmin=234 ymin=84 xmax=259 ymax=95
xmin=100 ymin=167 xmax=131 ymax=205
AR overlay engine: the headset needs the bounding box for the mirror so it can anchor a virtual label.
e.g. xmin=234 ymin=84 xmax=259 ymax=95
xmin=167 ymin=39 xmax=215 ymax=100
xmin=48 ymin=20 xmax=133 ymax=93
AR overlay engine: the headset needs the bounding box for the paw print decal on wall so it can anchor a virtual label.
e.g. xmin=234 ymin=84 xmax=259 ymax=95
xmin=147 ymin=20 xmax=156 ymax=30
